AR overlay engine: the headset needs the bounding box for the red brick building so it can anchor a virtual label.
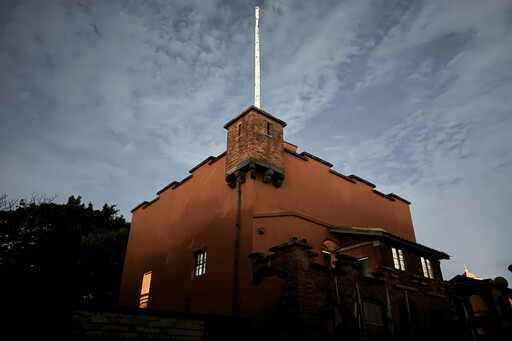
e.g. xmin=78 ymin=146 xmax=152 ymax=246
xmin=447 ymin=272 xmax=512 ymax=340
xmin=119 ymin=106 xmax=455 ymax=338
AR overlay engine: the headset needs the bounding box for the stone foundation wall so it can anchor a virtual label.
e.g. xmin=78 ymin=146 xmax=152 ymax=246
xmin=68 ymin=305 xmax=240 ymax=340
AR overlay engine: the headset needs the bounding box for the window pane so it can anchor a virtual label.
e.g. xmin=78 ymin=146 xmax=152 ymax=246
xmin=392 ymin=248 xmax=399 ymax=269
xmin=194 ymin=249 xmax=207 ymax=277
xmin=140 ymin=271 xmax=152 ymax=295
xmin=359 ymin=257 xmax=370 ymax=277
xmin=398 ymin=249 xmax=406 ymax=270
xmin=426 ymin=259 xmax=434 ymax=279
xmin=420 ymin=257 xmax=434 ymax=279
xmin=139 ymin=271 xmax=152 ymax=308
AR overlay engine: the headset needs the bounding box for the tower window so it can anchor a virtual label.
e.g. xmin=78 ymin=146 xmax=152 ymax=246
xmin=265 ymin=121 xmax=272 ymax=136
xmin=194 ymin=248 xmax=207 ymax=277
xmin=421 ymin=257 xmax=434 ymax=279
xmin=139 ymin=271 xmax=152 ymax=308
xmin=237 ymin=123 xmax=242 ymax=137
xmin=392 ymin=247 xmax=406 ymax=271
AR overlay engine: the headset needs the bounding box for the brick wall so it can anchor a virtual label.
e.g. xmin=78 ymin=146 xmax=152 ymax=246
xmin=225 ymin=109 xmax=284 ymax=173
xmin=262 ymin=238 xmax=461 ymax=340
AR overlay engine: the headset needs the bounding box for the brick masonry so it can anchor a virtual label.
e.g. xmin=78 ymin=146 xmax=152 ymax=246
xmin=225 ymin=108 xmax=284 ymax=174
xmin=258 ymin=238 xmax=461 ymax=340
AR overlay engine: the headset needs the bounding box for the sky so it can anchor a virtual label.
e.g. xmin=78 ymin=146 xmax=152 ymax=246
xmin=0 ymin=0 xmax=511 ymax=283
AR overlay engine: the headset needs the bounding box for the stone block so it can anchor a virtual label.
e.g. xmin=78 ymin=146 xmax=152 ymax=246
xmin=147 ymin=335 xmax=172 ymax=340
xmin=163 ymin=328 xmax=185 ymax=336
xmin=175 ymin=336 xmax=201 ymax=341
xmin=147 ymin=320 xmax=173 ymax=328
xmin=86 ymin=330 xmax=105 ymax=337
xmin=112 ymin=332 xmax=140 ymax=338
xmin=90 ymin=313 xmax=110 ymax=324
xmin=134 ymin=326 xmax=160 ymax=334
xmin=101 ymin=324 xmax=130 ymax=331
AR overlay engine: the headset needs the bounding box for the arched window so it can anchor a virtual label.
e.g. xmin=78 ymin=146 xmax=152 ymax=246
xmin=469 ymin=294 xmax=487 ymax=316
xmin=321 ymin=239 xmax=338 ymax=267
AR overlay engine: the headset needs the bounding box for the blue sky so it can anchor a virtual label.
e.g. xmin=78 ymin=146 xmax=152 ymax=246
xmin=1 ymin=0 xmax=511 ymax=282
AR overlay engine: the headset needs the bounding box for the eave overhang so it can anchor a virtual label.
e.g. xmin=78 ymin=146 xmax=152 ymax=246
xmin=330 ymin=226 xmax=450 ymax=260
xmin=224 ymin=105 xmax=287 ymax=129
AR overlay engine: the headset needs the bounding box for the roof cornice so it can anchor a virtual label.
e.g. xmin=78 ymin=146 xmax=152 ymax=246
xmin=224 ymin=105 xmax=287 ymax=129
xmin=330 ymin=226 xmax=450 ymax=260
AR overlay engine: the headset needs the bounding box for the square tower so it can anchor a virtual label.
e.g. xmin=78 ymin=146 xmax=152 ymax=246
xmin=224 ymin=106 xmax=286 ymax=187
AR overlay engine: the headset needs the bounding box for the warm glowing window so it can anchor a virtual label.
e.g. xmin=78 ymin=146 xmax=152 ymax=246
xmin=421 ymin=257 xmax=434 ymax=279
xmin=194 ymin=248 xmax=207 ymax=277
xmin=139 ymin=271 xmax=152 ymax=308
xmin=392 ymin=247 xmax=406 ymax=271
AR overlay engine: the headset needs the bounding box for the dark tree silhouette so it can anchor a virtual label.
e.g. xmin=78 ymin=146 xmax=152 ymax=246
xmin=0 ymin=194 xmax=130 ymax=337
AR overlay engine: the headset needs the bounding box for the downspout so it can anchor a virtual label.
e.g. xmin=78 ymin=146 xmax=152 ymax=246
xmin=232 ymin=176 xmax=241 ymax=317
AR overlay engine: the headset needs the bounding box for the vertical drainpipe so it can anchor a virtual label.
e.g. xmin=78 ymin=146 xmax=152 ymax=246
xmin=233 ymin=175 xmax=242 ymax=317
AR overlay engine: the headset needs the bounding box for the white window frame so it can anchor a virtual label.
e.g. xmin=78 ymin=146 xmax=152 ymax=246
xmin=194 ymin=248 xmax=207 ymax=277
xmin=421 ymin=257 xmax=434 ymax=279
xmin=392 ymin=247 xmax=406 ymax=271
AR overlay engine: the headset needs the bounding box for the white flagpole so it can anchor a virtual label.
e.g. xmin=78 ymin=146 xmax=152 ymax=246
xmin=254 ymin=6 xmax=261 ymax=108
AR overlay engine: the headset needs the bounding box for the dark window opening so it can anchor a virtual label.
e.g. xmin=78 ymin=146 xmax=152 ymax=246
xmin=265 ymin=121 xmax=272 ymax=136
xmin=359 ymin=257 xmax=370 ymax=277
xmin=185 ymin=298 xmax=191 ymax=312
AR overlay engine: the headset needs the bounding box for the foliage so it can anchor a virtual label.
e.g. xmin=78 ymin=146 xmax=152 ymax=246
xmin=0 ymin=194 xmax=130 ymax=306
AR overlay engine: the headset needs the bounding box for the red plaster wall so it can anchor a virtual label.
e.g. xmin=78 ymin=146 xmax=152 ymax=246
xmin=119 ymin=110 xmax=417 ymax=321
xmin=118 ymin=157 xmax=237 ymax=316
xmin=250 ymin=151 xmax=416 ymax=248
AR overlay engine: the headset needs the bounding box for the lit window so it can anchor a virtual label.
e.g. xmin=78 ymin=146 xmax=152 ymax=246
xmin=194 ymin=248 xmax=207 ymax=277
xmin=392 ymin=247 xmax=406 ymax=271
xmin=421 ymin=257 xmax=434 ymax=279
xmin=139 ymin=271 xmax=152 ymax=308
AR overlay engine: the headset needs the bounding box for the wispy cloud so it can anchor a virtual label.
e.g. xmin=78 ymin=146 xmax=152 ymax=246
xmin=325 ymin=0 xmax=512 ymax=279
xmin=0 ymin=0 xmax=510 ymax=281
